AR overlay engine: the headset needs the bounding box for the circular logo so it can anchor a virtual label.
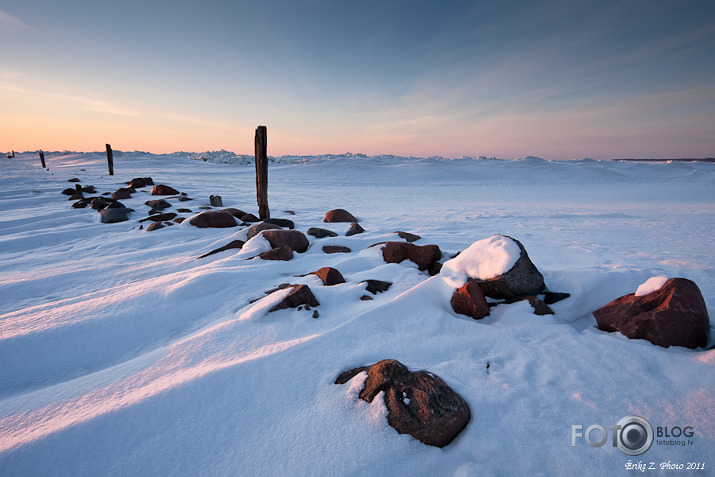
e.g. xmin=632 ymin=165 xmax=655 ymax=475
xmin=616 ymin=415 xmax=654 ymax=456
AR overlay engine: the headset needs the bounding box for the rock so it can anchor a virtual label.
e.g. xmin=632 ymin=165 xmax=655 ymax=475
xmin=199 ymin=206 xmax=213 ymax=210
xmin=395 ymin=231 xmax=421 ymax=242
xmin=269 ymin=285 xmax=319 ymax=312
xmin=310 ymin=267 xmax=346 ymax=286
xmin=68 ymin=192 xmax=84 ymax=200
xmin=345 ymin=222 xmax=364 ymax=236
xmin=323 ymin=245 xmax=351 ymax=254
xmin=240 ymin=213 xmax=260 ymax=223
xmin=145 ymin=199 xmax=172 ymax=210
xmin=265 ymin=218 xmax=295 ymax=229
xmin=543 ymin=291 xmax=571 ymax=304
xmin=151 ymin=184 xmax=180 ymax=195
xmin=104 ymin=200 xmax=126 ymax=209
xmin=72 ymin=197 xmax=97 ymax=209
xmin=375 ymin=242 xmax=442 ymax=272
xmin=198 ymin=240 xmax=245 ymax=259
xmin=221 ymin=208 xmax=248 ymax=219
xmin=139 ymin=212 xmax=177 ymax=223
xmin=128 ymin=177 xmax=154 ymax=188
xmin=307 ymin=227 xmax=338 ymax=238
xmin=474 ymin=236 xmax=545 ymax=300
xmin=91 ymin=197 xmax=114 ymax=211
xmin=81 ymin=185 xmax=96 ymax=194
xmin=246 ymin=222 xmax=282 ymax=240
xmin=518 ymin=296 xmax=554 ymax=315
xmin=360 ymin=295 xmax=374 ymax=301
xmin=258 ymin=245 xmax=294 ymax=261
xmin=362 ymin=280 xmax=392 ymax=295
xmin=100 ymin=207 xmax=132 ymax=223
xmin=111 ymin=188 xmax=133 ymax=200
xmin=146 ymin=222 xmax=165 ymax=231
xmin=593 ymin=278 xmax=709 ymax=349
xmin=177 ymin=208 xmax=192 ymax=213
xmin=178 ymin=194 xmax=192 ymax=202
xmin=173 ymin=217 xmax=186 ymax=224
xmin=68 ymin=178 xmax=80 ymax=182
xmin=209 ymin=195 xmax=223 ymax=207
xmin=284 ymin=210 xmax=295 ymax=215
xmin=262 ymin=230 xmax=309 ymax=253
xmin=451 ymin=278 xmax=490 ymax=320
xmin=189 ymin=210 xmax=238 ymax=228
xmin=312 ymin=310 xmax=319 ymax=318
xmin=323 ymin=209 xmax=357 ymax=223
xmin=61 ymin=187 xmax=77 ymax=196
xmin=335 ymin=359 xmax=470 ymax=448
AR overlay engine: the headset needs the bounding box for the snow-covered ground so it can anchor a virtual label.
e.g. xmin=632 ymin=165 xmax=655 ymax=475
xmin=0 ymin=151 xmax=713 ymax=476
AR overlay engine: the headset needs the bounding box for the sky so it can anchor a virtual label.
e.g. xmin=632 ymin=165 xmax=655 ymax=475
xmin=1 ymin=0 xmax=714 ymax=159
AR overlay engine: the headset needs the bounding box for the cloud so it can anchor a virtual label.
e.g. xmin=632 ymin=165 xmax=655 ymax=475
xmin=0 ymin=9 xmax=35 ymax=32
xmin=0 ymin=81 xmax=140 ymax=117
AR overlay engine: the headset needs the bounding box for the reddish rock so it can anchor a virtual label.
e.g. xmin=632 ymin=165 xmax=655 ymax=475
xmin=322 ymin=245 xmax=351 ymax=254
xmin=258 ymin=245 xmax=294 ymax=261
xmin=189 ymin=210 xmax=237 ymax=228
xmin=307 ymin=227 xmax=338 ymax=238
xmin=593 ymin=278 xmax=710 ymax=349
xmin=240 ymin=213 xmax=260 ymax=223
xmin=146 ymin=222 xmax=165 ymax=232
xmin=310 ymin=267 xmax=346 ymax=286
xmin=151 ymin=184 xmax=180 ymax=196
xmin=375 ymin=242 xmax=442 ymax=272
xmin=111 ymin=188 xmax=133 ymax=200
xmin=335 ymin=359 xmax=470 ymax=448
xmin=222 ymin=208 xmax=248 ymax=219
xmin=451 ymin=278 xmax=490 ymax=320
xmin=246 ymin=222 xmax=282 ymax=240
xmin=323 ymin=209 xmax=357 ymax=223
xmin=269 ymin=285 xmax=320 ymax=312
xmin=262 ymin=230 xmax=309 ymax=253
xmin=128 ymin=177 xmax=154 ymax=188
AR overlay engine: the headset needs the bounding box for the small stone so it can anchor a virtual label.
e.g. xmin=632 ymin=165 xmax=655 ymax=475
xmin=313 ymin=310 xmax=319 ymax=318
xmin=307 ymin=227 xmax=338 ymax=238
xmin=322 ymin=245 xmax=351 ymax=254
xmin=362 ymin=280 xmax=392 ymax=295
xmin=345 ymin=222 xmax=365 ymax=236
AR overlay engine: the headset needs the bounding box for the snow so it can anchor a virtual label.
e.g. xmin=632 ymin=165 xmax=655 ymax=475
xmin=0 ymin=151 xmax=714 ymax=476
xmin=441 ymin=234 xmax=521 ymax=285
xmin=635 ymin=276 xmax=670 ymax=296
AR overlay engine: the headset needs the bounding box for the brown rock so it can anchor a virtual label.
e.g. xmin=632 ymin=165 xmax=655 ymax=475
xmin=262 ymin=230 xmax=309 ymax=253
xmin=322 ymin=245 xmax=351 ymax=254
xmin=173 ymin=217 xmax=186 ymax=224
xmin=518 ymin=296 xmax=554 ymax=315
xmin=151 ymin=184 xmax=180 ymax=196
xmin=128 ymin=177 xmax=154 ymax=188
xmin=222 ymin=208 xmax=248 ymax=219
xmin=310 ymin=267 xmax=346 ymax=286
xmin=376 ymin=242 xmax=442 ymax=272
xmin=246 ymin=222 xmax=282 ymax=240
xmin=335 ymin=359 xmax=470 ymax=448
xmin=323 ymin=209 xmax=357 ymax=223
xmin=241 ymin=213 xmax=260 ymax=223
xmin=307 ymin=227 xmax=338 ymax=238
xmin=111 ymin=188 xmax=133 ymax=200
xmin=146 ymin=222 xmax=165 ymax=232
xmin=361 ymin=280 xmax=392 ymax=295
xmin=593 ymin=278 xmax=710 ymax=349
xmin=451 ymin=278 xmax=490 ymax=320
xmin=145 ymin=199 xmax=171 ymax=210
xmin=269 ymin=285 xmax=319 ymax=312
xmin=189 ymin=210 xmax=238 ymax=228
xmin=257 ymin=245 xmax=294 ymax=261
xmin=345 ymin=222 xmax=364 ymax=236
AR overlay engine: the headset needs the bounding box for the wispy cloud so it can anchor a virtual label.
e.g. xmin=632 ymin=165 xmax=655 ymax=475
xmin=0 ymin=9 xmax=35 ymax=32
xmin=0 ymin=81 xmax=140 ymax=117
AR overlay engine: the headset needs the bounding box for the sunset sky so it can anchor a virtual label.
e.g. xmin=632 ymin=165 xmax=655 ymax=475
xmin=2 ymin=0 xmax=714 ymax=159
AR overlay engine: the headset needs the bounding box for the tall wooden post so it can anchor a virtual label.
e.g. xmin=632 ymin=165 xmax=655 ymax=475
xmin=39 ymin=150 xmax=46 ymax=168
xmin=254 ymin=126 xmax=269 ymax=220
xmin=106 ymin=144 xmax=114 ymax=175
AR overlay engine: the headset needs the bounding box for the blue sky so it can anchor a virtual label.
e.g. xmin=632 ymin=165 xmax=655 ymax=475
xmin=1 ymin=0 xmax=714 ymax=158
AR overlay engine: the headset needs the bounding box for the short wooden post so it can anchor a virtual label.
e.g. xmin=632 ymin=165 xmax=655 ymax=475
xmin=106 ymin=144 xmax=114 ymax=175
xmin=254 ymin=126 xmax=269 ymax=220
xmin=39 ymin=150 xmax=46 ymax=168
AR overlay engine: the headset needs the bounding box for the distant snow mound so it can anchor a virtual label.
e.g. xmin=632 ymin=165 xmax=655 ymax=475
xmin=515 ymin=156 xmax=549 ymax=164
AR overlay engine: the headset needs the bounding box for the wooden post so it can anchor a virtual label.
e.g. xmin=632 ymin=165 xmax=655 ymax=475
xmin=106 ymin=144 xmax=114 ymax=175
xmin=254 ymin=126 xmax=269 ymax=220
xmin=39 ymin=150 xmax=46 ymax=168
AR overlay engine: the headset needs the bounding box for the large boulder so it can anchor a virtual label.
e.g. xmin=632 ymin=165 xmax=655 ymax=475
xmin=442 ymin=235 xmax=544 ymax=300
xmin=374 ymin=242 xmax=442 ymax=272
xmin=151 ymin=184 xmax=180 ymax=196
xmin=262 ymin=230 xmax=309 ymax=253
xmin=189 ymin=210 xmax=238 ymax=228
xmin=335 ymin=359 xmax=470 ymax=448
xmin=593 ymin=278 xmax=709 ymax=349
xmin=323 ymin=209 xmax=357 ymax=223
xmin=451 ymin=278 xmax=490 ymax=320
